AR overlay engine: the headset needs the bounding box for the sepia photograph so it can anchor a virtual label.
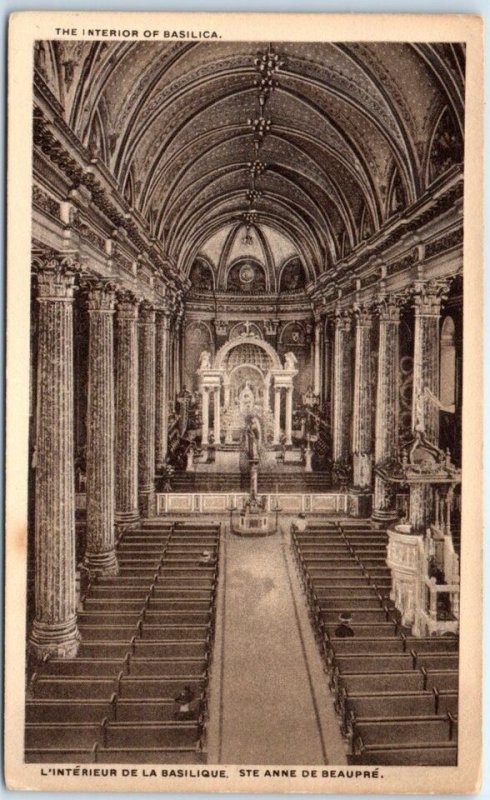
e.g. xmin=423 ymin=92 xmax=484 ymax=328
xmin=5 ymin=11 xmax=483 ymax=794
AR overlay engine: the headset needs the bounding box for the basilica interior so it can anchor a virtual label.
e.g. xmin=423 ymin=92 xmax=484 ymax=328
xmin=27 ymin=40 xmax=463 ymax=766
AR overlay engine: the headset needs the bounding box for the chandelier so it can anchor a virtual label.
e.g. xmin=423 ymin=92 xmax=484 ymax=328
xmin=241 ymin=44 xmax=283 ymax=245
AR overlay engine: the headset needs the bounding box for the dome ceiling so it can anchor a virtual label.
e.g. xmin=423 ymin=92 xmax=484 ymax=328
xmin=38 ymin=40 xmax=465 ymax=279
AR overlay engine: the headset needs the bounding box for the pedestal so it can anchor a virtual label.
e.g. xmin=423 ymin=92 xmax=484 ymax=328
xmin=304 ymin=446 xmax=313 ymax=472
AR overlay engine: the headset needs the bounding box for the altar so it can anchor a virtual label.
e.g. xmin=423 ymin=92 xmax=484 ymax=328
xmin=197 ymin=331 xmax=298 ymax=462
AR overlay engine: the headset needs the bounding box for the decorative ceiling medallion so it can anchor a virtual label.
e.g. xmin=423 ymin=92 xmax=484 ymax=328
xmin=239 ymin=263 xmax=255 ymax=284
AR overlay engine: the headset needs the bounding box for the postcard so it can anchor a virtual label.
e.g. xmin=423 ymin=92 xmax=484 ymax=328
xmin=5 ymin=11 xmax=483 ymax=793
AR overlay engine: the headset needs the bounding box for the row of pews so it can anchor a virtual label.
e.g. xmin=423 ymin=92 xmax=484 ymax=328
xmin=26 ymin=521 xmax=221 ymax=763
xmin=291 ymin=520 xmax=458 ymax=766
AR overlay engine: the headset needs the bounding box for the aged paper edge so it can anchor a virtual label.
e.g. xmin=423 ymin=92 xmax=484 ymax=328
xmin=4 ymin=10 xmax=484 ymax=794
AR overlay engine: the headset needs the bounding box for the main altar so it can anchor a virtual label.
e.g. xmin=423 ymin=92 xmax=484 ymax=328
xmin=196 ymin=329 xmax=299 ymax=469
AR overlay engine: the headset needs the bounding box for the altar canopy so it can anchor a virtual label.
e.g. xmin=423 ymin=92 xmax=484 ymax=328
xmin=198 ymin=336 xmax=297 ymax=451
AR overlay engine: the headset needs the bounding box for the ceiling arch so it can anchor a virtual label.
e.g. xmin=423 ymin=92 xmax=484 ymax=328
xmin=40 ymin=39 xmax=465 ymax=281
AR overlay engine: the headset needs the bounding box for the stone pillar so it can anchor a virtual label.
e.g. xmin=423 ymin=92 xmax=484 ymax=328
xmin=174 ymin=316 xmax=182 ymax=396
xmin=138 ymin=303 xmax=156 ymax=518
xmin=115 ymin=290 xmax=140 ymax=528
xmin=273 ymin=386 xmax=281 ymax=444
xmin=373 ymin=296 xmax=401 ymax=523
xmin=264 ymin=373 xmax=271 ymax=412
xmin=213 ymin=386 xmax=221 ymax=445
xmin=201 ymin=386 xmax=210 ymax=445
xmin=313 ymin=319 xmax=322 ymax=394
xmin=409 ymin=483 xmax=433 ymax=532
xmin=223 ymin=378 xmax=231 ymax=409
xmin=332 ymin=311 xmax=352 ymax=464
xmin=322 ymin=320 xmax=329 ymax=409
xmin=285 ymin=386 xmax=293 ymax=445
xmin=410 ymin=280 xmax=449 ymax=532
xmin=412 ymin=280 xmax=449 ymax=441
xmin=29 ymin=255 xmax=80 ymax=660
xmin=352 ymin=305 xmax=373 ymax=490
xmin=155 ymin=310 xmax=170 ymax=469
xmin=168 ymin=326 xmax=175 ymax=409
xmin=83 ymin=279 xmax=118 ymax=576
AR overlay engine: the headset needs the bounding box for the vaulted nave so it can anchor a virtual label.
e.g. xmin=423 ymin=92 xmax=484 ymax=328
xmin=27 ymin=39 xmax=463 ymax=766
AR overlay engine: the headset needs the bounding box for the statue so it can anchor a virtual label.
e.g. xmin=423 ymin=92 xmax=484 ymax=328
xmin=199 ymin=350 xmax=211 ymax=370
xmin=303 ymin=385 xmax=315 ymax=408
xmin=239 ymin=381 xmax=255 ymax=414
xmin=284 ymin=351 xmax=298 ymax=370
xmin=243 ymin=415 xmax=261 ymax=462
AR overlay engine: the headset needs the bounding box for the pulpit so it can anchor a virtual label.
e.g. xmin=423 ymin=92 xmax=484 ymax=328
xmin=377 ymin=429 xmax=461 ymax=637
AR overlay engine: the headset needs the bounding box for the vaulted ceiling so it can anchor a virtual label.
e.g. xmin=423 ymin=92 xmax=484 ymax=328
xmin=36 ymin=40 xmax=465 ymax=280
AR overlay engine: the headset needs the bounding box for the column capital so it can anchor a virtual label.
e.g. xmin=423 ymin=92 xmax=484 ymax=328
xmin=412 ymin=278 xmax=452 ymax=317
xmin=375 ymin=293 xmax=402 ymax=323
xmin=139 ymin=301 xmax=156 ymax=324
xmin=33 ymin=253 xmax=80 ymax=300
xmin=352 ymin=303 xmax=373 ymax=327
xmin=334 ymin=308 xmax=352 ymax=332
xmin=82 ymin=278 xmax=118 ymax=312
xmin=116 ymin=288 xmax=140 ymax=318
xmin=155 ymin=309 xmax=171 ymax=332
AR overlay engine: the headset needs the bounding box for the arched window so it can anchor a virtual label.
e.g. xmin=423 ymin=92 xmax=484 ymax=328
xmin=386 ymin=165 xmax=406 ymax=218
xmin=427 ymin=108 xmax=463 ymax=185
xmin=123 ymin=170 xmax=135 ymax=207
xmin=440 ymin=316 xmax=456 ymax=411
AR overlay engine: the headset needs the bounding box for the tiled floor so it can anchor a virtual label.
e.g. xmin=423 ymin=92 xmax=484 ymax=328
xmin=211 ymin=517 xmax=346 ymax=765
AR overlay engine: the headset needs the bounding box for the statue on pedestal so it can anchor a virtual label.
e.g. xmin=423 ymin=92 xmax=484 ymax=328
xmin=244 ymin=414 xmax=261 ymax=463
xmin=284 ymin=351 xmax=298 ymax=371
xmin=199 ymin=350 xmax=211 ymax=370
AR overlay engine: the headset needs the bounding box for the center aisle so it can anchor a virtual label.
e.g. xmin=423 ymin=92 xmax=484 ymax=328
xmin=214 ymin=518 xmax=347 ymax=765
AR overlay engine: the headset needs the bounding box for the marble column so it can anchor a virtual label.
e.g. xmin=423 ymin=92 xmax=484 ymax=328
xmin=412 ymin=280 xmax=448 ymax=441
xmin=29 ymin=255 xmax=80 ymax=660
xmin=223 ymin=378 xmax=231 ymax=409
xmin=332 ymin=311 xmax=352 ymax=464
xmin=410 ymin=280 xmax=449 ymax=532
xmin=373 ymin=296 xmax=401 ymax=523
xmin=174 ymin=316 xmax=182 ymax=396
xmin=273 ymin=386 xmax=281 ymax=444
xmin=201 ymin=386 xmax=210 ymax=445
xmin=155 ymin=310 xmax=170 ymax=469
xmin=352 ymin=305 xmax=373 ymax=490
xmin=168 ymin=325 xmax=175 ymax=409
xmin=264 ymin=373 xmax=271 ymax=412
xmin=138 ymin=302 xmax=156 ymax=518
xmin=213 ymin=386 xmax=221 ymax=445
xmin=313 ymin=319 xmax=322 ymax=395
xmin=322 ymin=321 xmax=329 ymax=409
xmin=83 ymin=279 xmax=118 ymax=576
xmin=115 ymin=290 xmax=140 ymax=528
xmin=285 ymin=386 xmax=293 ymax=445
